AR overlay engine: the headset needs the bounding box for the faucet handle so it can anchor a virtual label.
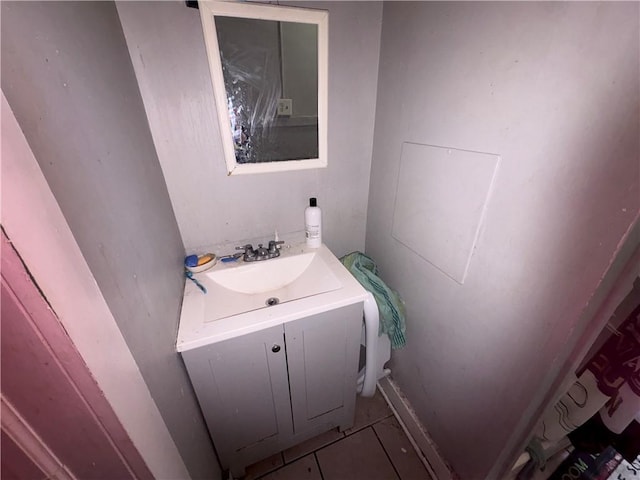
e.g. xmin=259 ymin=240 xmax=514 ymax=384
xmin=268 ymin=240 xmax=285 ymax=253
xmin=235 ymin=244 xmax=255 ymax=259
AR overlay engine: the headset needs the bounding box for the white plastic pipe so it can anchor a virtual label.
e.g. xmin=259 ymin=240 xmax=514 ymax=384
xmin=360 ymin=291 xmax=380 ymax=397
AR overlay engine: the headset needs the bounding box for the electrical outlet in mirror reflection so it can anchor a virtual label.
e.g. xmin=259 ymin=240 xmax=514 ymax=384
xmin=277 ymin=98 xmax=293 ymax=116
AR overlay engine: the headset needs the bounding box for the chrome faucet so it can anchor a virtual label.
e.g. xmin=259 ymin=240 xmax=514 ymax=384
xmin=235 ymin=240 xmax=284 ymax=262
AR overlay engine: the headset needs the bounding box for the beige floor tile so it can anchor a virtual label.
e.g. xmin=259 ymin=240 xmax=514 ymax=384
xmin=282 ymin=428 xmax=344 ymax=463
xmin=259 ymin=454 xmax=322 ymax=480
xmin=244 ymin=452 xmax=284 ymax=480
xmin=373 ymin=416 xmax=432 ymax=480
xmin=344 ymin=389 xmax=393 ymax=435
xmin=316 ymin=427 xmax=399 ymax=480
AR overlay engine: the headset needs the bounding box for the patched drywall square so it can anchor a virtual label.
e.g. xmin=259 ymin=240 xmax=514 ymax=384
xmin=392 ymin=143 xmax=500 ymax=284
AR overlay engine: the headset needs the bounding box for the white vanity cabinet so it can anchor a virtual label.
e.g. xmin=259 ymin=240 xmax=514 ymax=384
xmin=181 ymin=302 xmax=363 ymax=477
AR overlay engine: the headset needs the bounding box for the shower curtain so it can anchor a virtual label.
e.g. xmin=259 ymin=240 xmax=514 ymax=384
xmin=534 ymin=303 xmax=640 ymax=461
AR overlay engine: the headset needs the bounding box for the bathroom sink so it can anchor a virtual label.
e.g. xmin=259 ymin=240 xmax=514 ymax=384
xmin=200 ymin=246 xmax=343 ymax=322
xmin=176 ymin=243 xmax=369 ymax=351
xmin=206 ymin=251 xmax=318 ymax=294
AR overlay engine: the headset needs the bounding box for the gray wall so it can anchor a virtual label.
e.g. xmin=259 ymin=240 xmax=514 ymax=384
xmin=1 ymin=2 xmax=221 ymax=479
xmin=281 ymin=21 xmax=319 ymax=117
xmin=116 ymin=1 xmax=383 ymax=258
xmin=366 ymin=2 xmax=639 ymax=479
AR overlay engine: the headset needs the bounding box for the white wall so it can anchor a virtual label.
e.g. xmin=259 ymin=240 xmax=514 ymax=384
xmin=116 ymin=1 xmax=383 ymax=258
xmin=2 ymin=92 xmax=191 ymax=480
xmin=366 ymin=3 xmax=639 ymax=479
xmin=1 ymin=2 xmax=221 ymax=478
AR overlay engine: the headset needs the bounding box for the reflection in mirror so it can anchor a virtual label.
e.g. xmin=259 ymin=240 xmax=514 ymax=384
xmin=215 ymin=17 xmax=318 ymax=163
xmin=200 ymin=2 xmax=328 ymax=175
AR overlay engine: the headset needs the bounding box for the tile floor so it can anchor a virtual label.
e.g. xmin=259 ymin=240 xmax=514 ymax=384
xmin=243 ymin=389 xmax=433 ymax=480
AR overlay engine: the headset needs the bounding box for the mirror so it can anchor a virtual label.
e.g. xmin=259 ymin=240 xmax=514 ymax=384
xmin=199 ymin=1 xmax=328 ymax=175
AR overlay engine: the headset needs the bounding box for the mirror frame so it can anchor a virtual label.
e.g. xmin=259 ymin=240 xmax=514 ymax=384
xmin=199 ymin=1 xmax=328 ymax=175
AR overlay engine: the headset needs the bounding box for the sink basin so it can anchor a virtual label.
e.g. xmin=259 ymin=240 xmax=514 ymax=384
xmin=200 ymin=245 xmax=343 ymax=324
xmin=206 ymin=251 xmax=317 ymax=294
xmin=177 ymin=243 xmax=368 ymax=351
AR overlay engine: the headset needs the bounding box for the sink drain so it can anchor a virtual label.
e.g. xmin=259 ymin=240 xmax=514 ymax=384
xmin=265 ymin=297 xmax=280 ymax=307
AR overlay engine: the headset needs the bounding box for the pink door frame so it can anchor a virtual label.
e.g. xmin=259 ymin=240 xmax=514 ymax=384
xmin=1 ymin=230 xmax=154 ymax=480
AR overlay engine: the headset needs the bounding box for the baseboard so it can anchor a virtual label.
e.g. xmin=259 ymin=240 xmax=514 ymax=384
xmin=377 ymin=376 xmax=455 ymax=480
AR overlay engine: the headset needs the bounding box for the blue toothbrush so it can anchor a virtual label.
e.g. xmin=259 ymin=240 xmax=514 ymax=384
xmin=185 ymin=270 xmax=207 ymax=294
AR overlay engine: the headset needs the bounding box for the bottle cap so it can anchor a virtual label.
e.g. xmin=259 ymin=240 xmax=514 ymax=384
xmin=310 ymin=197 xmax=317 ymax=207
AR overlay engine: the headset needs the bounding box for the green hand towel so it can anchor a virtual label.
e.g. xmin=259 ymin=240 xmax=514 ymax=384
xmin=340 ymin=252 xmax=406 ymax=349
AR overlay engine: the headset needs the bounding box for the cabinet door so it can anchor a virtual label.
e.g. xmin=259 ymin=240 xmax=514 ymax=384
xmin=285 ymin=303 xmax=363 ymax=434
xmin=181 ymin=325 xmax=292 ymax=469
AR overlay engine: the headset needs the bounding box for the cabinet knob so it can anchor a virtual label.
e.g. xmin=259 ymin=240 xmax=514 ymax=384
xmin=271 ymin=344 xmax=281 ymax=353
